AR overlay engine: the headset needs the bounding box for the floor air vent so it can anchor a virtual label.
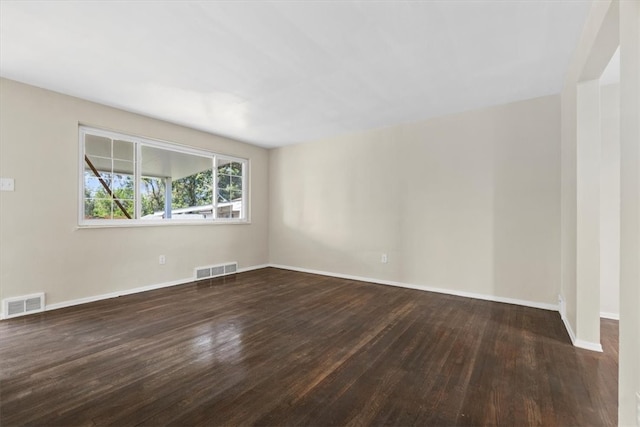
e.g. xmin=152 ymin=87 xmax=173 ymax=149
xmin=194 ymin=262 xmax=238 ymax=280
xmin=3 ymin=293 xmax=45 ymax=319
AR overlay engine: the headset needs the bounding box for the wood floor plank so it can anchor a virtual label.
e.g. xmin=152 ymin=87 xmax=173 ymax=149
xmin=0 ymin=268 xmax=618 ymax=426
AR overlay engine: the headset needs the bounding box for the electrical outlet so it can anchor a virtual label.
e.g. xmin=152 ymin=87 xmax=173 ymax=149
xmin=381 ymin=253 xmax=388 ymax=264
xmin=0 ymin=178 xmax=15 ymax=191
xmin=159 ymin=255 xmax=166 ymax=265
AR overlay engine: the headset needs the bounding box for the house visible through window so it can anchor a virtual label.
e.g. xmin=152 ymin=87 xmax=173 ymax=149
xmin=80 ymin=126 xmax=248 ymax=225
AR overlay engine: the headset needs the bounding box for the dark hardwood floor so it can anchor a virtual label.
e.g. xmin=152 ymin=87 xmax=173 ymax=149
xmin=0 ymin=268 xmax=618 ymax=426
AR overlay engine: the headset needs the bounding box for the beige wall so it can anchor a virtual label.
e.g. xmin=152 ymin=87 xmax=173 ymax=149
xmin=270 ymin=95 xmax=561 ymax=307
xmin=0 ymin=78 xmax=269 ymax=311
xmin=599 ymin=82 xmax=620 ymax=318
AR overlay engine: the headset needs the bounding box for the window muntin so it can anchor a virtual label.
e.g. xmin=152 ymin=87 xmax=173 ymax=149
xmin=80 ymin=126 xmax=248 ymax=226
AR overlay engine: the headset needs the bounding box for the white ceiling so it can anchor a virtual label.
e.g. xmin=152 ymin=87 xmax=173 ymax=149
xmin=0 ymin=1 xmax=591 ymax=148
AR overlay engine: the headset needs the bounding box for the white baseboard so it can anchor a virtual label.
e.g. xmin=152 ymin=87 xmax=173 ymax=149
xmin=5 ymin=263 xmax=272 ymax=318
xmin=558 ymin=294 xmax=604 ymax=352
xmin=269 ymin=264 xmax=559 ymax=312
xmin=575 ymin=339 xmax=603 ymax=352
xmin=45 ymin=276 xmax=194 ymax=313
xmin=560 ymin=309 xmax=578 ymax=345
xmin=558 ymin=293 xmax=574 ymax=342
xmin=600 ymin=311 xmax=619 ymax=320
xmin=238 ymin=264 xmax=270 ymax=273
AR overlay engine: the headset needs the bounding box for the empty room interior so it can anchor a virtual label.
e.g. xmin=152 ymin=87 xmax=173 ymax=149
xmin=0 ymin=1 xmax=638 ymax=426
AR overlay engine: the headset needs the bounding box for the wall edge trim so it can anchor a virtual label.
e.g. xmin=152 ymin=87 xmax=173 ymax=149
xmin=558 ymin=296 xmax=604 ymax=353
xmin=574 ymin=339 xmax=604 ymax=352
xmin=44 ymin=277 xmax=195 ymax=313
xmin=269 ymin=264 xmax=559 ymax=311
xmin=560 ymin=306 xmax=578 ymax=345
xmin=600 ymin=311 xmax=620 ymax=320
xmin=39 ymin=263 xmax=270 ymax=315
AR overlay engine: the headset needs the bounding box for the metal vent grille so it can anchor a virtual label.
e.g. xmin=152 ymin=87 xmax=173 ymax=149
xmin=25 ymin=297 xmax=42 ymax=312
xmin=193 ymin=262 xmax=238 ymax=281
xmin=7 ymin=300 xmax=24 ymax=316
xmin=211 ymin=266 xmax=225 ymax=276
xmin=3 ymin=293 xmax=45 ymax=319
xmin=196 ymin=268 xmax=211 ymax=279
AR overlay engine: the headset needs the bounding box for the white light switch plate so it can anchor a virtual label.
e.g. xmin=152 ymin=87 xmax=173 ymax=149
xmin=0 ymin=178 xmax=15 ymax=191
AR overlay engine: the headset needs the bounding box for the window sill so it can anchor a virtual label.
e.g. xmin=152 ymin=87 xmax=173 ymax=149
xmin=77 ymin=219 xmax=251 ymax=229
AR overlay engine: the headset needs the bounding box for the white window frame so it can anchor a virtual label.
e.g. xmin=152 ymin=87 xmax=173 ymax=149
xmin=79 ymin=125 xmax=249 ymax=227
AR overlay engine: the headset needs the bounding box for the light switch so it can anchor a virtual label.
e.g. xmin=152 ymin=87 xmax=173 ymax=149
xmin=0 ymin=178 xmax=15 ymax=191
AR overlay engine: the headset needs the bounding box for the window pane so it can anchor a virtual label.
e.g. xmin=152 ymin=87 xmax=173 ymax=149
xmin=84 ymin=172 xmax=112 ymax=219
xmin=230 ymin=162 xmax=243 ymax=176
xmin=219 ymin=164 xmax=233 ymax=175
xmin=230 ymin=176 xmax=242 ymax=195
xmin=112 ymin=174 xmax=134 ymax=192
xmin=112 ymin=199 xmax=134 ymax=219
xmin=84 ymin=172 xmax=105 ymax=198
xmin=231 ymin=200 xmax=243 ymax=218
xmin=216 ymin=157 xmax=245 ymax=219
xmin=84 ymin=199 xmax=96 ymax=219
xmin=86 ymin=198 xmax=112 ymax=219
xmin=83 ymin=132 xmax=136 ymax=220
xmin=171 ymin=169 xmax=213 ymax=219
xmin=140 ymin=177 xmax=166 ymax=218
xmin=217 ymin=174 xmax=232 ymax=202
xmin=85 ymin=135 xmax=111 ymax=157
xmin=113 ymin=159 xmax=134 ymax=175
xmin=85 ymin=155 xmax=111 ymax=173
xmin=217 ymin=160 xmax=243 ymax=176
xmin=113 ymin=139 xmax=134 ymax=161
xmin=141 ymin=145 xmax=213 ymax=220
xmin=217 ymin=204 xmax=233 ymax=218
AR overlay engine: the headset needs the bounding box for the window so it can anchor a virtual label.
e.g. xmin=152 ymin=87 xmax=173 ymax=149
xmin=80 ymin=126 xmax=248 ymax=226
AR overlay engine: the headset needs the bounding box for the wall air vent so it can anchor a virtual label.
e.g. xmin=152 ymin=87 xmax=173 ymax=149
xmin=196 ymin=268 xmax=211 ymax=279
xmin=194 ymin=262 xmax=238 ymax=281
xmin=2 ymin=293 xmax=45 ymax=319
